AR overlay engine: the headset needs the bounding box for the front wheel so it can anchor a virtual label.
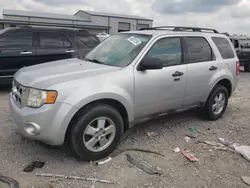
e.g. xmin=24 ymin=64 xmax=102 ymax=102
xmin=204 ymin=85 xmax=228 ymax=120
xmin=67 ymin=104 xmax=124 ymax=161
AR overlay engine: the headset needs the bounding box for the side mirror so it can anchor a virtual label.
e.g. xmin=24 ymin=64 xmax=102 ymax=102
xmin=138 ymin=57 xmax=163 ymax=71
xmin=234 ymin=40 xmax=239 ymax=48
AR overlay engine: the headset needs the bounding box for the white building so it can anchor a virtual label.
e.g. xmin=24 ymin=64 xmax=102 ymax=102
xmin=0 ymin=9 xmax=153 ymax=34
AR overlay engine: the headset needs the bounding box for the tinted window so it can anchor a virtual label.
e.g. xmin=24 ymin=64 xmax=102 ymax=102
xmin=39 ymin=32 xmax=71 ymax=48
xmin=212 ymin=37 xmax=235 ymax=59
xmin=147 ymin=37 xmax=182 ymax=66
xmin=77 ymin=34 xmax=99 ymax=48
xmin=0 ymin=31 xmax=33 ymax=48
xmin=186 ymin=37 xmax=214 ymax=63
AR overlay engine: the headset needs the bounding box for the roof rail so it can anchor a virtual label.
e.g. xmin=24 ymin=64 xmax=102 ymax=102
xmin=140 ymin=26 xmax=219 ymax=33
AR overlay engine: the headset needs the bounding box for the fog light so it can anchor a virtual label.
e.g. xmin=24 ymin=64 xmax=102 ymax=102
xmin=24 ymin=122 xmax=40 ymax=136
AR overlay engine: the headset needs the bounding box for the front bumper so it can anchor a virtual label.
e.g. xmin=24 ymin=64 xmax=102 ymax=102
xmin=9 ymin=93 xmax=78 ymax=145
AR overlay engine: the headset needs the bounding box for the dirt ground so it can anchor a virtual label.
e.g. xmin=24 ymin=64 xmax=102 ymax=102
xmin=1 ymin=71 xmax=250 ymax=188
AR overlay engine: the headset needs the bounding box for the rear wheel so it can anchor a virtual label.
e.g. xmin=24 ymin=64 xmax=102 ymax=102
xmin=67 ymin=104 xmax=124 ymax=161
xmin=244 ymin=64 xmax=250 ymax=72
xmin=204 ymin=85 xmax=228 ymax=120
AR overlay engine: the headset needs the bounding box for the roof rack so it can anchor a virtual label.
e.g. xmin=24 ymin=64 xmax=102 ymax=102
xmin=140 ymin=26 xmax=219 ymax=33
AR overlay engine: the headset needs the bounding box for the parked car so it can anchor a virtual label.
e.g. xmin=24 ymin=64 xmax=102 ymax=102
xmin=96 ymin=32 xmax=110 ymax=42
xmin=230 ymin=37 xmax=250 ymax=72
xmin=0 ymin=27 xmax=100 ymax=84
xmin=9 ymin=26 xmax=239 ymax=161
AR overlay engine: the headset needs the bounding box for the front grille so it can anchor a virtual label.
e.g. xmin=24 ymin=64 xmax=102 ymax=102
xmin=12 ymin=80 xmax=27 ymax=107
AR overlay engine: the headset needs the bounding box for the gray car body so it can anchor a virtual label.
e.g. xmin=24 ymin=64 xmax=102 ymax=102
xmin=9 ymin=30 xmax=239 ymax=145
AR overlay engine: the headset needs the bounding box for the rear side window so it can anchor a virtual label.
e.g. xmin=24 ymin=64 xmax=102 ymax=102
xmin=77 ymin=34 xmax=99 ymax=48
xmin=39 ymin=32 xmax=71 ymax=48
xmin=212 ymin=37 xmax=235 ymax=59
xmin=0 ymin=31 xmax=33 ymax=48
xmin=185 ymin=37 xmax=214 ymax=63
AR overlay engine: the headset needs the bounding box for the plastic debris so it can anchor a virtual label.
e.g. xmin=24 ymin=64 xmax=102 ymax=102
xmin=233 ymin=145 xmax=250 ymax=162
xmin=126 ymin=154 xmax=162 ymax=175
xmin=182 ymin=151 xmax=199 ymax=162
xmin=189 ymin=127 xmax=196 ymax=132
xmin=146 ymin=131 xmax=159 ymax=137
xmin=36 ymin=173 xmax=115 ymax=184
xmin=184 ymin=136 xmax=191 ymax=143
xmin=242 ymin=176 xmax=250 ymax=186
xmin=219 ymin=138 xmax=234 ymax=146
xmin=23 ymin=161 xmax=45 ymax=172
xmin=95 ymin=157 xmax=112 ymax=166
xmin=173 ymin=147 xmax=181 ymax=153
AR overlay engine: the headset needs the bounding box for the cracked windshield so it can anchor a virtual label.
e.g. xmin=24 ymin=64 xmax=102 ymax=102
xmin=0 ymin=0 xmax=250 ymax=188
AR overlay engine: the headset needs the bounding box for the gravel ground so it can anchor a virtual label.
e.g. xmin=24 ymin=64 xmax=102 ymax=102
xmin=1 ymin=72 xmax=250 ymax=188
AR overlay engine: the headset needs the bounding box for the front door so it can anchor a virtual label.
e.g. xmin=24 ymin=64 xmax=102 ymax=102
xmin=0 ymin=30 xmax=36 ymax=78
xmin=36 ymin=31 xmax=75 ymax=64
xmin=134 ymin=37 xmax=187 ymax=118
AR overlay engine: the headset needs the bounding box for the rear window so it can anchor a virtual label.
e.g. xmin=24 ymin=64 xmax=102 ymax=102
xmin=77 ymin=34 xmax=99 ymax=48
xmin=185 ymin=37 xmax=214 ymax=63
xmin=212 ymin=37 xmax=235 ymax=59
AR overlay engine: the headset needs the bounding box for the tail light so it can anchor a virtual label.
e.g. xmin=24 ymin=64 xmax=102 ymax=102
xmin=236 ymin=61 xmax=240 ymax=76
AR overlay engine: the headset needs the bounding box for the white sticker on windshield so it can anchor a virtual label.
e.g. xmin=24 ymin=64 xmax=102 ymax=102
xmin=127 ymin=36 xmax=142 ymax=46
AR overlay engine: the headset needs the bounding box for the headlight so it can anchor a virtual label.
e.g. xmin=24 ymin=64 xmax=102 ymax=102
xmin=26 ymin=88 xmax=57 ymax=108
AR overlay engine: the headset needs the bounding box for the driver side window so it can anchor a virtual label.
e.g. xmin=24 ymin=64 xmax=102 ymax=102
xmin=147 ymin=37 xmax=182 ymax=67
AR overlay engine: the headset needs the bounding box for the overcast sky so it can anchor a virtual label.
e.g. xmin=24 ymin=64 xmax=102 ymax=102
xmin=1 ymin=0 xmax=250 ymax=35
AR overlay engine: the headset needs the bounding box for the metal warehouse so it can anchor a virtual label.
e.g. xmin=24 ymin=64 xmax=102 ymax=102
xmin=0 ymin=9 xmax=153 ymax=34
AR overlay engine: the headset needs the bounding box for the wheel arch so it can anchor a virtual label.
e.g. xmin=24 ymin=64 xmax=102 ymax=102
xmin=65 ymin=98 xmax=130 ymax=142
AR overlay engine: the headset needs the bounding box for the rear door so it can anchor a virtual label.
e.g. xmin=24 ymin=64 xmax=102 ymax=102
xmin=36 ymin=31 xmax=76 ymax=64
xmin=76 ymin=34 xmax=100 ymax=58
xmin=0 ymin=30 xmax=36 ymax=78
xmin=183 ymin=36 xmax=220 ymax=106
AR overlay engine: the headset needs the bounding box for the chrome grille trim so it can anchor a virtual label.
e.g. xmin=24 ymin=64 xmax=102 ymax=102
xmin=12 ymin=80 xmax=28 ymax=108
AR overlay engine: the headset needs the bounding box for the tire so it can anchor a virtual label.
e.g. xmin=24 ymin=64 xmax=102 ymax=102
xmin=204 ymin=85 xmax=228 ymax=121
xmin=244 ymin=64 xmax=250 ymax=72
xmin=67 ymin=104 xmax=124 ymax=161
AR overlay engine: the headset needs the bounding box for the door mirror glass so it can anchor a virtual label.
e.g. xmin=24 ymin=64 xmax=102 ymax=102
xmin=138 ymin=57 xmax=163 ymax=71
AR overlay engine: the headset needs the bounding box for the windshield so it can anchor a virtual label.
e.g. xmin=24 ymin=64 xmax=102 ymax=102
xmin=84 ymin=34 xmax=151 ymax=67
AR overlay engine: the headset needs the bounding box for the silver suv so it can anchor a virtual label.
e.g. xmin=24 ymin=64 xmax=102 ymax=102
xmin=9 ymin=26 xmax=239 ymax=161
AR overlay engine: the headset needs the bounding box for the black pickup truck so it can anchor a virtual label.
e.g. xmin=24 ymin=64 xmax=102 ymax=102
xmin=230 ymin=38 xmax=250 ymax=72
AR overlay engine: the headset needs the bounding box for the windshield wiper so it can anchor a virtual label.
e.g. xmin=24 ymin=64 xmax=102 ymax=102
xmin=84 ymin=57 xmax=104 ymax=64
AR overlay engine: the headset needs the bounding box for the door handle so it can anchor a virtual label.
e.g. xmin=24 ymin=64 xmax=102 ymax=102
xmin=172 ymin=71 xmax=184 ymax=77
xmin=65 ymin=50 xmax=75 ymax=53
xmin=20 ymin=51 xmax=32 ymax=55
xmin=209 ymin=66 xmax=218 ymax=71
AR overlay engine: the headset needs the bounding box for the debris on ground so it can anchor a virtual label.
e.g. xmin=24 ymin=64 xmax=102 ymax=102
xmin=196 ymin=129 xmax=207 ymax=135
xmin=36 ymin=173 xmax=115 ymax=184
xmin=23 ymin=161 xmax=45 ymax=172
xmin=112 ymin=148 xmax=165 ymax=157
xmin=182 ymin=151 xmax=199 ymax=162
xmin=0 ymin=175 xmax=19 ymax=188
xmin=173 ymin=147 xmax=180 ymax=153
xmin=146 ymin=131 xmax=159 ymax=137
xmin=241 ymin=176 xmax=250 ymax=186
xmin=186 ymin=132 xmax=199 ymax=138
xmin=95 ymin=157 xmax=112 ymax=166
xmin=126 ymin=154 xmax=162 ymax=175
xmin=233 ymin=144 xmax=250 ymax=162
xmin=219 ymin=138 xmax=234 ymax=146
xmin=184 ymin=136 xmax=191 ymax=143
xmin=189 ymin=127 xmax=196 ymax=132
xmin=202 ymin=140 xmax=228 ymax=151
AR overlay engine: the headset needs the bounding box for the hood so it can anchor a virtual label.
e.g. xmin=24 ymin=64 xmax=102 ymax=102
xmin=15 ymin=58 xmax=122 ymax=89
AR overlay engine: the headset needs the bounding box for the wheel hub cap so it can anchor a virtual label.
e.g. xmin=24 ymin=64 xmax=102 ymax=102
xmin=212 ymin=93 xmax=226 ymax=115
xmin=83 ymin=117 xmax=116 ymax=152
